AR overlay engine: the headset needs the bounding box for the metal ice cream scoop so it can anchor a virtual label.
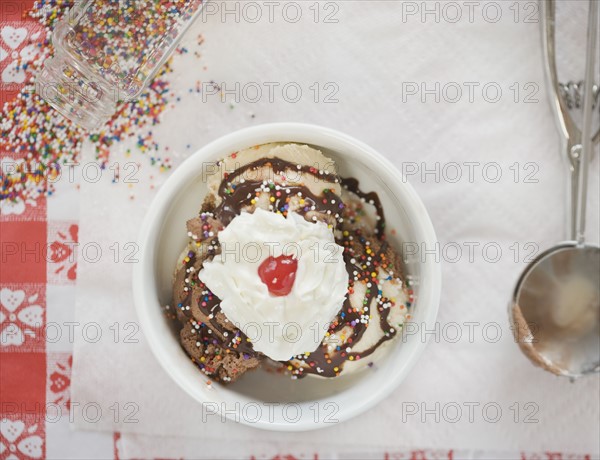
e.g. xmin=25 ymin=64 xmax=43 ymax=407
xmin=509 ymin=0 xmax=600 ymax=379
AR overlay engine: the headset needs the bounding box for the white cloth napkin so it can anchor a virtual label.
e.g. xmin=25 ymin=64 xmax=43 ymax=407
xmin=71 ymin=1 xmax=600 ymax=455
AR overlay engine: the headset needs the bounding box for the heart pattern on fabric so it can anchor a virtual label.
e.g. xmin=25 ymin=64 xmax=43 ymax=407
xmin=0 ymin=199 xmax=26 ymax=215
xmin=19 ymin=44 xmax=38 ymax=62
xmin=0 ymin=323 xmax=25 ymax=346
xmin=0 ymin=419 xmax=24 ymax=443
xmin=0 ymin=288 xmax=44 ymax=348
xmin=2 ymin=60 xmax=26 ymax=83
xmin=17 ymin=305 xmax=43 ymax=328
xmin=0 ymin=288 xmax=25 ymax=313
xmin=17 ymin=435 xmax=43 ymax=458
xmin=0 ymin=419 xmax=43 ymax=459
xmin=1 ymin=27 xmax=27 ymax=49
xmin=0 ymin=24 xmax=46 ymax=90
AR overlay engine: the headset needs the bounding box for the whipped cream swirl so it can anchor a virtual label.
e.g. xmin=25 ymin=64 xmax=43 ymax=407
xmin=200 ymin=209 xmax=348 ymax=361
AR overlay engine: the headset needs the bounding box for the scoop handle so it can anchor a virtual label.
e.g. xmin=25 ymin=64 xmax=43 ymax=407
xmin=541 ymin=0 xmax=580 ymax=240
xmin=575 ymin=0 xmax=599 ymax=244
xmin=541 ymin=0 xmax=599 ymax=242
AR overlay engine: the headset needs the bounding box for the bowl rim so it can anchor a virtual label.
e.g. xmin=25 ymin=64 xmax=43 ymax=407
xmin=133 ymin=122 xmax=442 ymax=431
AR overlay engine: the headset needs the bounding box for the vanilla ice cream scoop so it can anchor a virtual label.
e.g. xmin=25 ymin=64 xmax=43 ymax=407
xmin=207 ymin=143 xmax=344 ymax=229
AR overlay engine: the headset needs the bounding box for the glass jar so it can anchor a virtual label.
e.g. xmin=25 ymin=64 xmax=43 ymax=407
xmin=37 ymin=0 xmax=205 ymax=131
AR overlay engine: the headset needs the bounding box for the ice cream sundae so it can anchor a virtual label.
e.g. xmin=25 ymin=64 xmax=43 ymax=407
xmin=170 ymin=143 xmax=412 ymax=383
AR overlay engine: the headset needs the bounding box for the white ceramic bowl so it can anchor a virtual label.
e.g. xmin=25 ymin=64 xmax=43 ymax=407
xmin=133 ymin=123 xmax=441 ymax=431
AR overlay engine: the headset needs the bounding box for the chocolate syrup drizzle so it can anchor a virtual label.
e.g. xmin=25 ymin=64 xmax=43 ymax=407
xmin=177 ymin=252 xmax=257 ymax=358
xmin=214 ymin=157 xmax=343 ymax=225
xmin=291 ymin=239 xmax=398 ymax=378
xmin=288 ymin=178 xmax=399 ymax=378
xmin=174 ymin=155 xmax=406 ymax=380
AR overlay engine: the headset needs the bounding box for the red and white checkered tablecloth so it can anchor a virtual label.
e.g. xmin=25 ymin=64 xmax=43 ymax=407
xmin=0 ymin=2 xmax=597 ymax=459
xmin=1 ymin=3 xmax=117 ymax=458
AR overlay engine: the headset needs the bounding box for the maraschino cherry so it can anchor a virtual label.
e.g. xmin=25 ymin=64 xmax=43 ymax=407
xmin=258 ymin=255 xmax=298 ymax=296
